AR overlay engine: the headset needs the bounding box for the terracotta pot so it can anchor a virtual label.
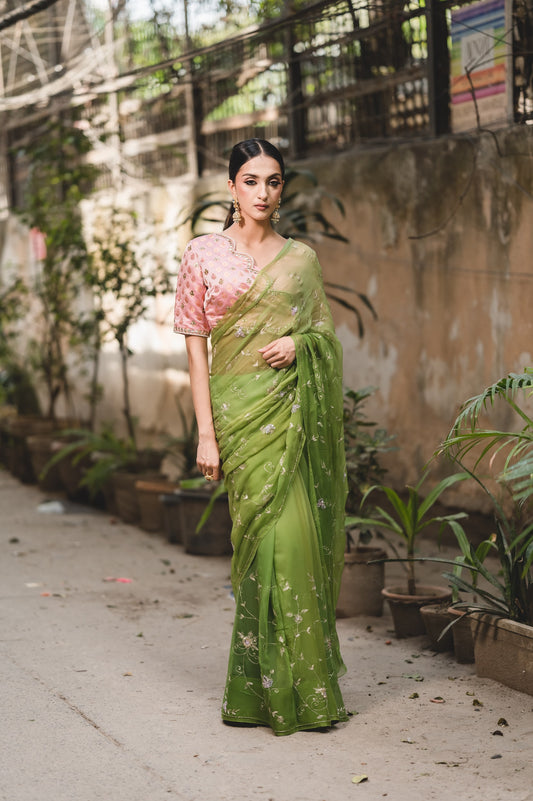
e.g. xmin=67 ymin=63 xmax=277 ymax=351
xmin=179 ymin=488 xmax=232 ymax=556
xmin=470 ymin=613 xmax=533 ymax=695
xmin=420 ymin=603 xmax=454 ymax=652
xmin=382 ymin=585 xmax=452 ymax=638
xmin=111 ymin=470 xmax=160 ymax=524
xmin=26 ymin=434 xmax=63 ymax=492
xmin=448 ymin=606 xmax=475 ymax=663
xmin=3 ymin=416 xmax=55 ymax=483
xmin=160 ymin=491 xmax=182 ymax=544
xmin=336 ymin=546 xmax=386 ymax=618
xmin=135 ymin=479 xmax=180 ymax=533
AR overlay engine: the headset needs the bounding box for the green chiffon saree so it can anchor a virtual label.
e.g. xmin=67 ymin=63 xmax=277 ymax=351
xmin=210 ymin=239 xmax=348 ymax=735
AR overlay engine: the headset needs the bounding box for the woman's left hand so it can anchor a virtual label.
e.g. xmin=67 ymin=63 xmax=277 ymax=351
xmin=258 ymin=336 xmax=296 ymax=369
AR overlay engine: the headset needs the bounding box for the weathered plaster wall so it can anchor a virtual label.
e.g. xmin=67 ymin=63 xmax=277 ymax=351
xmin=305 ymin=128 xmax=533 ymax=507
xmin=3 ymin=128 xmax=533 ymax=507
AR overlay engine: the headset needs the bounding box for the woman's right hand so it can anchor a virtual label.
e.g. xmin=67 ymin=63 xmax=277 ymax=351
xmin=197 ymin=435 xmax=222 ymax=482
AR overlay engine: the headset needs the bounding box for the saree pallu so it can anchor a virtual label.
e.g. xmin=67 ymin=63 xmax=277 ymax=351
xmin=210 ymin=240 xmax=348 ymax=735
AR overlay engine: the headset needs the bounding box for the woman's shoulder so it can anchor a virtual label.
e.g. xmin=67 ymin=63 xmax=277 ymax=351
xmin=290 ymin=239 xmax=320 ymax=263
xmin=185 ymin=232 xmax=231 ymax=254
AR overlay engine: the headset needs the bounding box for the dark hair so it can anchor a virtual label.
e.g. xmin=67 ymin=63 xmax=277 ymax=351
xmin=224 ymin=139 xmax=285 ymax=229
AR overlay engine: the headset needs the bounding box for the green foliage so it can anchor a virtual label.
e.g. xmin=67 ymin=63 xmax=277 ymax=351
xmin=86 ymin=207 xmax=173 ymax=443
xmin=347 ymin=471 xmax=469 ymax=595
xmin=343 ymin=386 xmax=395 ymax=548
xmin=43 ymin=426 xmax=138 ymax=498
xmin=435 ymin=368 xmax=533 ymax=624
xmin=13 ymin=116 xmax=99 ymax=419
xmin=439 ymin=368 xmax=533 ymax=506
xmin=0 ymin=277 xmax=39 ymax=412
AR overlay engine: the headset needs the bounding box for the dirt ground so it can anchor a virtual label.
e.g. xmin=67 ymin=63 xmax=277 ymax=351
xmin=1 ymin=468 xmax=532 ymax=801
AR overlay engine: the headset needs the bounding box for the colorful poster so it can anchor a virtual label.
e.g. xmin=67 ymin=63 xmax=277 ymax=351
xmin=450 ymin=0 xmax=511 ymax=131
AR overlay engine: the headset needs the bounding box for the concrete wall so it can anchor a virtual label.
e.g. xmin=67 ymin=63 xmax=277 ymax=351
xmin=2 ymin=127 xmax=533 ymax=505
xmin=306 ymin=128 xmax=533 ymax=509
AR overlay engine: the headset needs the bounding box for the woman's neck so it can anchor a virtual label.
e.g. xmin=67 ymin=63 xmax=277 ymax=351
xmin=225 ymin=220 xmax=281 ymax=247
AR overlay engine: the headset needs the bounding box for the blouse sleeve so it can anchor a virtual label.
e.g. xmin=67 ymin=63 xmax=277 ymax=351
xmin=173 ymin=240 xmax=210 ymax=337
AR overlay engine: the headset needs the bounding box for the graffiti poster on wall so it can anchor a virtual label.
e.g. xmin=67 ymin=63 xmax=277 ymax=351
xmin=451 ymin=0 xmax=511 ymax=132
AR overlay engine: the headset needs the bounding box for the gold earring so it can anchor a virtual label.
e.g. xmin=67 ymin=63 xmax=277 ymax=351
xmin=232 ymin=198 xmax=242 ymax=224
xmin=271 ymin=200 xmax=281 ymax=224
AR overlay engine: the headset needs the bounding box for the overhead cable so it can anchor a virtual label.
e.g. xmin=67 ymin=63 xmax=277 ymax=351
xmin=0 ymin=0 xmax=62 ymax=33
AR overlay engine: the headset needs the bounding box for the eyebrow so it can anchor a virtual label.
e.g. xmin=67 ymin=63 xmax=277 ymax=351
xmin=242 ymin=172 xmax=282 ymax=179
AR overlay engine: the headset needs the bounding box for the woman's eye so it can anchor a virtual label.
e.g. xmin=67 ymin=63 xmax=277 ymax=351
xmin=245 ymin=180 xmax=256 ymax=185
xmin=269 ymin=181 xmax=280 ymax=187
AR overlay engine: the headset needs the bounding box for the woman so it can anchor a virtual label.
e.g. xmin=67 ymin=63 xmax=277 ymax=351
xmin=174 ymin=139 xmax=348 ymax=735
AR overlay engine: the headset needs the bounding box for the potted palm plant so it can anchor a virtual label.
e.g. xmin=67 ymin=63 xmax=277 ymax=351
xmin=436 ymin=369 xmax=533 ymax=692
xmin=349 ymin=470 xmax=469 ymax=637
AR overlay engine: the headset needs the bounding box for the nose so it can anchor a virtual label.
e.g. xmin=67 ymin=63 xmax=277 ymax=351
xmin=257 ymin=183 xmax=268 ymax=199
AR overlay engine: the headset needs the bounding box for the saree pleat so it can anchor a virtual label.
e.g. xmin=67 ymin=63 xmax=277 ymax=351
xmin=210 ymin=240 xmax=348 ymax=735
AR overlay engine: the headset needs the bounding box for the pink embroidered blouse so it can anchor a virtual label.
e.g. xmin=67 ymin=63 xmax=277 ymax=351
xmin=173 ymin=233 xmax=263 ymax=337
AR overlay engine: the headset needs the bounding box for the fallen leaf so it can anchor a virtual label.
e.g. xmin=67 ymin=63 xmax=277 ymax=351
xmin=472 ymin=698 xmax=483 ymax=707
xmin=492 ymin=730 xmax=503 ymax=736
xmin=385 ymin=640 xmax=392 ymax=645
xmin=401 ymin=738 xmax=415 ymax=744
xmin=430 ymin=697 xmax=445 ymax=704
xmin=491 ymin=754 xmax=502 ymax=759
xmin=123 ymin=672 xmax=133 ymax=677
xmin=351 ymin=775 xmax=368 ymax=784
xmin=402 ymin=673 xmax=424 ymax=682
xmin=409 ymin=692 xmax=419 ymax=699
xmin=498 ymin=717 xmax=509 ymax=727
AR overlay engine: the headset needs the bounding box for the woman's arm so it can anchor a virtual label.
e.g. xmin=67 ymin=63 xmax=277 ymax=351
xmin=185 ymin=335 xmax=221 ymax=481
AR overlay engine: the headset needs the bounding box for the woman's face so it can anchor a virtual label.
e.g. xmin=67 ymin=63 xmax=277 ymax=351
xmin=229 ymin=154 xmax=283 ymax=224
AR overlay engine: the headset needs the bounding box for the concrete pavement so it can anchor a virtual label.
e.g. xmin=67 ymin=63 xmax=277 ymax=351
xmin=1 ymin=468 xmax=532 ymax=801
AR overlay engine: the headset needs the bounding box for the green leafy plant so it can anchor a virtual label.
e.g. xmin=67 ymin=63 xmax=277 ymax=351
xmin=435 ymin=369 xmax=533 ymax=624
xmin=439 ymin=368 xmax=533 ymax=506
xmin=0 ymin=276 xmax=40 ymax=414
xmin=343 ymin=386 xmax=395 ymax=550
xmin=347 ymin=471 xmax=469 ymax=596
xmin=43 ymin=425 xmax=164 ymax=499
xmin=14 ymin=116 xmax=99 ymax=420
xmin=86 ymin=207 xmax=173 ymax=444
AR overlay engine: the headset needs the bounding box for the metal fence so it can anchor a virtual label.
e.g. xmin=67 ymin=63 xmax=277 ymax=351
xmin=4 ymin=0 xmax=533 ymax=198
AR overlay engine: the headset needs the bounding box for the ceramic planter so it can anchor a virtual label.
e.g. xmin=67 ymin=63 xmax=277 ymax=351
xmin=112 ymin=470 xmax=161 ymax=524
xmin=336 ymin=546 xmax=386 ymax=618
xmin=470 ymin=613 xmax=533 ymax=696
xmin=135 ymin=479 xmax=180 ymax=533
xmin=179 ymin=487 xmax=232 ymax=556
xmin=3 ymin=416 xmax=55 ymax=483
xmin=420 ymin=603 xmax=454 ymax=652
xmin=382 ymin=585 xmax=452 ymax=638
xmin=26 ymin=434 xmax=63 ymax=492
xmin=448 ymin=606 xmax=475 ymax=663
xmin=160 ymin=491 xmax=182 ymax=544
